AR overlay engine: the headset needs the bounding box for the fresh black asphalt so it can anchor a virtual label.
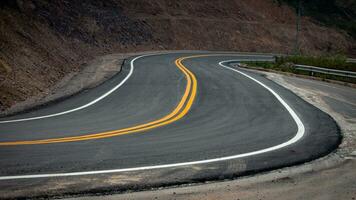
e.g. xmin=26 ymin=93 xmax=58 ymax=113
xmin=0 ymin=53 xmax=340 ymax=186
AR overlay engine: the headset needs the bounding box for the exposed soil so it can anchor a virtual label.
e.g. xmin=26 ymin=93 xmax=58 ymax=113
xmin=0 ymin=0 xmax=355 ymax=113
xmin=0 ymin=53 xmax=125 ymax=116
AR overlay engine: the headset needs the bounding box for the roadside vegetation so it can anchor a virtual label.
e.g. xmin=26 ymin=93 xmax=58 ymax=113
xmin=277 ymin=55 xmax=356 ymax=71
xmin=241 ymin=55 xmax=356 ymax=84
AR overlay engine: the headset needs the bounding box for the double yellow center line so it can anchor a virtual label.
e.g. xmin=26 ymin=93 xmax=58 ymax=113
xmin=0 ymin=55 xmax=202 ymax=146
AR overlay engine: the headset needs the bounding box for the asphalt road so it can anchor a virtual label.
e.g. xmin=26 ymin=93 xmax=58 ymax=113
xmin=0 ymin=52 xmax=340 ymax=196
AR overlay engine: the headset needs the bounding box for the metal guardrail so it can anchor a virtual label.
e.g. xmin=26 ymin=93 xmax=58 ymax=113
xmin=347 ymin=58 xmax=356 ymax=63
xmin=294 ymin=64 xmax=356 ymax=78
xmin=225 ymin=57 xmax=356 ymax=79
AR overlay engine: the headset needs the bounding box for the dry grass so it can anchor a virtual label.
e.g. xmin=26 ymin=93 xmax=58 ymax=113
xmin=0 ymin=59 xmax=12 ymax=74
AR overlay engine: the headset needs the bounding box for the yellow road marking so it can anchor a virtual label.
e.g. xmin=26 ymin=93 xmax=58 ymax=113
xmin=0 ymin=55 xmax=202 ymax=146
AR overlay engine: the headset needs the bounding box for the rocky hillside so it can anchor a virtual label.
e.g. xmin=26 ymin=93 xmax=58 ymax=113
xmin=280 ymin=0 xmax=356 ymax=39
xmin=0 ymin=0 xmax=355 ymax=112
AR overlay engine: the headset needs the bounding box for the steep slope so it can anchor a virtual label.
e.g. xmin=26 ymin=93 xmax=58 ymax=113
xmin=280 ymin=0 xmax=356 ymax=39
xmin=0 ymin=0 xmax=355 ymax=112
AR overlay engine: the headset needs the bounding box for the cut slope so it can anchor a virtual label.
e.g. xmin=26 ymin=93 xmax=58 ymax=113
xmin=0 ymin=0 xmax=354 ymax=112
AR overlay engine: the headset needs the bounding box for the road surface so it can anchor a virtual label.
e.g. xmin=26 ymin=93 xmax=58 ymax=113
xmin=0 ymin=52 xmax=340 ymax=197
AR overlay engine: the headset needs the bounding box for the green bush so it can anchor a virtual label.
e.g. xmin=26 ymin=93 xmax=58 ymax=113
xmin=276 ymin=55 xmax=356 ymax=72
xmin=240 ymin=55 xmax=356 ymax=84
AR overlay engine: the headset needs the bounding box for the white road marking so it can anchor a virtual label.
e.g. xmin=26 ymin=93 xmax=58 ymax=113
xmin=0 ymin=55 xmax=148 ymax=124
xmin=0 ymin=54 xmax=273 ymax=124
xmin=0 ymin=58 xmax=305 ymax=180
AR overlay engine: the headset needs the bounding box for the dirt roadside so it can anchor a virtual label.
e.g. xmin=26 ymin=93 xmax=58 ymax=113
xmin=77 ymin=161 xmax=356 ymax=200
xmin=67 ymin=69 xmax=356 ymax=200
xmin=0 ymin=51 xmax=176 ymax=117
xmin=0 ymin=53 xmax=125 ymax=117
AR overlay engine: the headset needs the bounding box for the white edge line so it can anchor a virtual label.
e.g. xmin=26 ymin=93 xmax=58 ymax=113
xmin=0 ymin=54 xmax=273 ymax=124
xmin=0 ymin=59 xmax=305 ymax=180
xmin=0 ymin=54 xmax=149 ymax=124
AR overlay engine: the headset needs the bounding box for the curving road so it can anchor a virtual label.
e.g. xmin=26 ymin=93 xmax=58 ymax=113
xmin=0 ymin=53 xmax=339 ymax=188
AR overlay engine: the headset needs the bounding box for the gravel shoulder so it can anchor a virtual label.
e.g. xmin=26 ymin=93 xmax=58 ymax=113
xmin=77 ymin=160 xmax=356 ymax=200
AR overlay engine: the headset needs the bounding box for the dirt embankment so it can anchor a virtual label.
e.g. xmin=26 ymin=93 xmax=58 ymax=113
xmin=0 ymin=0 xmax=355 ymax=112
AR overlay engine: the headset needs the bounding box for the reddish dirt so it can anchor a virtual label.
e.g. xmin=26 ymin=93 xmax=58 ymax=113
xmin=0 ymin=0 xmax=355 ymax=112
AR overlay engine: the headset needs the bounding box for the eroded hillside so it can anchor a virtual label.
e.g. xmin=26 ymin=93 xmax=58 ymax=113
xmin=0 ymin=0 xmax=355 ymax=111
